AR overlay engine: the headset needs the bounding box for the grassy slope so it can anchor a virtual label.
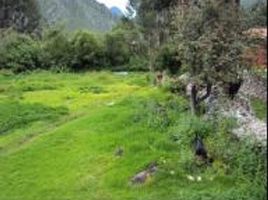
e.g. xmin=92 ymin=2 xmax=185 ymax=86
xmin=0 ymin=71 xmax=266 ymax=200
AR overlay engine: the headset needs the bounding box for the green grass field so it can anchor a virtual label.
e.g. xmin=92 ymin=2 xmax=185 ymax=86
xmin=0 ymin=71 xmax=266 ymax=200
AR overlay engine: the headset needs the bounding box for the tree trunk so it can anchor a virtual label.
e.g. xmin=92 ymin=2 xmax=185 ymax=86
xmin=190 ymin=84 xmax=198 ymax=115
xmin=189 ymin=83 xmax=212 ymax=115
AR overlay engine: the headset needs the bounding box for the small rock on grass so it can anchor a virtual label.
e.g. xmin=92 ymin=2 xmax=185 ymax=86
xmin=131 ymin=162 xmax=158 ymax=185
xmin=131 ymin=171 xmax=150 ymax=184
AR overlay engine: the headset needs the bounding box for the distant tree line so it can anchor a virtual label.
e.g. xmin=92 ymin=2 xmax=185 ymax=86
xmin=0 ymin=19 xmax=148 ymax=73
xmin=0 ymin=0 xmax=266 ymax=83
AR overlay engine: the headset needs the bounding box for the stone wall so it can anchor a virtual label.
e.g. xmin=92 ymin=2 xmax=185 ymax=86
xmin=240 ymin=72 xmax=267 ymax=102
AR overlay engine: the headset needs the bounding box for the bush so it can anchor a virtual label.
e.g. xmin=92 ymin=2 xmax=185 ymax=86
xmin=70 ymin=31 xmax=105 ymax=71
xmin=127 ymin=55 xmax=149 ymax=71
xmin=0 ymin=25 xmax=149 ymax=73
xmin=169 ymin=116 xmax=215 ymax=147
xmin=155 ymin=43 xmax=182 ymax=75
xmin=133 ymin=96 xmax=189 ymax=131
xmin=105 ymin=29 xmax=131 ymax=67
xmin=251 ymin=97 xmax=267 ymax=121
xmin=0 ymin=31 xmax=41 ymax=72
xmin=161 ymin=77 xmax=187 ymax=95
xmin=40 ymin=27 xmax=73 ymax=71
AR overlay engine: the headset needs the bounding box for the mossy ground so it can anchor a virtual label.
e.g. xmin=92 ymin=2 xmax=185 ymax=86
xmin=0 ymin=71 xmax=266 ymax=200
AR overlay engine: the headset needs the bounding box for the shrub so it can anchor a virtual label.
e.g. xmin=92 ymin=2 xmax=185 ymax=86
xmin=133 ymin=96 xmax=189 ymax=131
xmin=0 ymin=31 xmax=41 ymax=72
xmin=161 ymin=77 xmax=187 ymax=95
xmin=70 ymin=31 xmax=105 ymax=71
xmin=105 ymin=29 xmax=131 ymax=67
xmin=251 ymin=97 xmax=267 ymax=120
xmin=128 ymin=55 xmax=149 ymax=71
xmin=40 ymin=27 xmax=73 ymax=71
xmin=154 ymin=43 xmax=182 ymax=75
xmin=169 ymin=116 xmax=215 ymax=147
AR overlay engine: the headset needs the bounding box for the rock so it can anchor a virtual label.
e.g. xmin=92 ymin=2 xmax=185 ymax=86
xmin=240 ymin=72 xmax=267 ymax=102
xmin=147 ymin=162 xmax=158 ymax=174
xmin=186 ymin=83 xmax=193 ymax=97
xmin=178 ymin=73 xmax=191 ymax=84
xmin=204 ymin=82 xmax=267 ymax=144
xmin=131 ymin=162 xmax=158 ymax=184
xmin=131 ymin=171 xmax=149 ymax=184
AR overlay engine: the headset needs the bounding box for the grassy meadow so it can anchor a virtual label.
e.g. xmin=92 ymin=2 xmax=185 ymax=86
xmin=0 ymin=71 xmax=266 ymax=200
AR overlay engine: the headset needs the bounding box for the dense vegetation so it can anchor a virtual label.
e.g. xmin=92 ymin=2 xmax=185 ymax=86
xmin=0 ymin=21 xmax=148 ymax=72
xmin=0 ymin=0 xmax=267 ymax=199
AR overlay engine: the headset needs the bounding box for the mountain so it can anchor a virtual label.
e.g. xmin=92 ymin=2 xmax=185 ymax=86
xmin=0 ymin=0 xmax=41 ymax=32
xmin=37 ymin=0 xmax=120 ymax=32
xmin=110 ymin=7 xmax=124 ymax=17
xmin=240 ymin=0 xmax=266 ymax=8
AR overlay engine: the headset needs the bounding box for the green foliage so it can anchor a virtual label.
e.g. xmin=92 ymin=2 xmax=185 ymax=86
xmin=0 ymin=31 xmax=41 ymax=72
xmin=128 ymin=55 xmax=149 ymax=71
xmin=71 ymin=31 xmax=105 ymax=70
xmin=105 ymin=29 xmax=131 ymax=67
xmin=133 ymin=95 xmax=189 ymax=131
xmin=173 ymin=1 xmax=249 ymax=85
xmin=155 ymin=43 xmax=181 ymax=75
xmin=169 ymin=116 xmax=215 ymax=146
xmin=0 ymin=22 xmax=149 ymax=72
xmin=244 ymin=1 xmax=267 ymax=27
xmin=105 ymin=20 xmax=148 ymax=70
xmin=161 ymin=77 xmax=186 ymax=95
xmin=40 ymin=27 xmax=73 ymax=71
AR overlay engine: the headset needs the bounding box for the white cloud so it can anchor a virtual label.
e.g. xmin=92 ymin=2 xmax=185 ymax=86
xmin=96 ymin=0 xmax=129 ymax=12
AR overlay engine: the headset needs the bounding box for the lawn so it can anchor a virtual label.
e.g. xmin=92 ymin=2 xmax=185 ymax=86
xmin=0 ymin=71 xmax=266 ymax=200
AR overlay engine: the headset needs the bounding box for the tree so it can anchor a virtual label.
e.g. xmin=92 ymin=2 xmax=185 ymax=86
xmin=105 ymin=19 xmax=147 ymax=68
xmin=71 ymin=31 xmax=104 ymax=70
xmin=132 ymin=0 xmax=181 ymax=71
xmin=171 ymin=0 xmax=249 ymax=115
xmin=245 ymin=1 xmax=267 ymax=28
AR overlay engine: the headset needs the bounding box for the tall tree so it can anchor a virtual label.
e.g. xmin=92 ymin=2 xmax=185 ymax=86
xmin=132 ymin=0 xmax=181 ymax=71
xmin=171 ymin=0 xmax=249 ymax=114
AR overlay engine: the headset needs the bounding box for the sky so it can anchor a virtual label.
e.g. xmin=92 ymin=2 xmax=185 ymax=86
xmin=96 ymin=0 xmax=129 ymax=12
